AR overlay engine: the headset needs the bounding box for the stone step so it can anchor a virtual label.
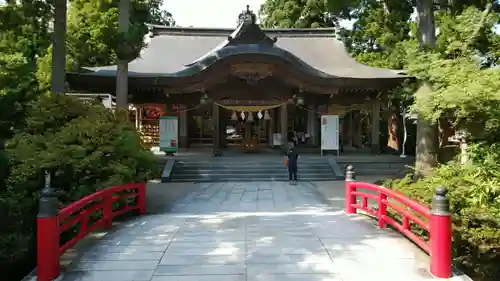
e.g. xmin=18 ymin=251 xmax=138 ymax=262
xmin=175 ymin=162 xmax=334 ymax=166
xmin=168 ymin=156 xmax=338 ymax=182
xmin=174 ymin=162 xmax=330 ymax=166
xmin=345 ymin=169 xmax=407 ymax=175
xmin=334 ymin=155 xmax=414 ymax=162
xmin=335 ymin=160 xmax=410 ymax=177
xmin=169 ymin=177 xmax=340 ymax=182
xmin=172 ymin=167 xmax=325 ymax=172
xmin=170 ymin=172 xmax=339 ymax=178
xmin=173 ymin=167 xmax=333 ymax=171
xmin=336 ymin=161 xmax=410 ymax=165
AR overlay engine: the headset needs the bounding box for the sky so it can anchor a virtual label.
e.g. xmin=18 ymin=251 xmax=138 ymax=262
xmin=163 ymin=0 xmax=266 ymax=28
xmin=163 ymin=0 xmax=499 ymax=34
xmin=0 ymin=0 xmax=497 ymax=32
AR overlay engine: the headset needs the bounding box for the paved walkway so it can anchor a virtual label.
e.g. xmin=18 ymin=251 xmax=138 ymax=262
xmin=60 ymin=182 xmax=466 ymax=281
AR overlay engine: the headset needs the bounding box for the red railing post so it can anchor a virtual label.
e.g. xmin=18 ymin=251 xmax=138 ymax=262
xmin=103 ymin=190 xmax=113 ymax=228
xmin=430 ymin=186 xmax=452 ymax=278
xmin=137 ymin=183 xmax=146 ymax=215
xmin=344 ymin=165 xmax=356 ymax=214
xmin=37 ymin=171 xmax=60 ymax=281
xmin=378 ymin=193 xmax=387 ymax=228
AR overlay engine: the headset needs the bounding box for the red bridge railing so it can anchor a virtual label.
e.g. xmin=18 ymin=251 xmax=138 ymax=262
xmin=36 ymin=172 xmax=146 ymax=281
xmin=344 ymin=165 xmax=452 ymax=278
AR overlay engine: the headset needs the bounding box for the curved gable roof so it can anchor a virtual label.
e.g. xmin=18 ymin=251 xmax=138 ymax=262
xmin=84 ymin=24 xmax=406 ymax=80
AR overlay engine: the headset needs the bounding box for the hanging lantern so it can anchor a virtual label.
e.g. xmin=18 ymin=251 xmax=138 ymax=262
xmin=264 ymin=110 xmax=271 ymax=120
xmin=240 ymin=111 xmax=246 ymax=120
xmin=200 ymin=93 xmax=208 ymax=104
xmin=296 ymin=96 xmax=305 ymax=105
xmin=257 ymin=110 xmax=263 ymax=120
xmin=247 ymin=112 xmax=254 ymax=122
xmin=230 ymin=111 xmax=238 ymax=121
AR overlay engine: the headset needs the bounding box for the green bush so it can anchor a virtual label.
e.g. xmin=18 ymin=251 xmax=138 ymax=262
xmin=0 ymin=94 xmax=157 ymax=277
xmin=385 ymin=144 xmax=500 ymax=281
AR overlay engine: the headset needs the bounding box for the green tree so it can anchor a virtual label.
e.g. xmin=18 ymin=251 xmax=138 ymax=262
xmin=67 ymin=0 xmax=143 ymax=68
xmin=337 ymin=0 xmax=413 ymax=59
xmin=259 ymin=0 xmax=335 ymax=28
xmin=33 ymin=0 xmax=176 ymax=91
xmin=0 ymin=0 xmax=53 ymax=138
xmin=148 ymin=0 xmax=176 ymax=26
xmin=65 ymin=0 xmax=175 ymax=69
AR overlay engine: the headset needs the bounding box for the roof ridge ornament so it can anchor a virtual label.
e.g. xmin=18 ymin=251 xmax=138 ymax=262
xmin=226 ymin=5 xmax=276 ymax=46
xmin=238 ymin=5 xmax=256 ymax=26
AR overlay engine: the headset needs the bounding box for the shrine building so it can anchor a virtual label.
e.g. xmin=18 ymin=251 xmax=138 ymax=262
xmin=66 ymin=6 xmax=409 ymax=154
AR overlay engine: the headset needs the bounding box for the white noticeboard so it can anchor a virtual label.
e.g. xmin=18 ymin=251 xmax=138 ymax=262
xmin=272 ymin=133 xmax=282 ymax=146
xmin=321 ymin=115 xmax=340 ymax=156
xmin=159 ymin=116 xmax=179 ymax=153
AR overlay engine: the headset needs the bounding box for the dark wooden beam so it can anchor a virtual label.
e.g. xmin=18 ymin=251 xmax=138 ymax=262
xmin=217 ymin=99 xmax=283 ymax=106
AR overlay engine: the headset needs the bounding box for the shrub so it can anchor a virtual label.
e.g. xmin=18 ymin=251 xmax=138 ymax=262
xmin=385 ymin=144 xmax=500 ymax=281
xmin=0 ymin=94 xmax=157 ymax=278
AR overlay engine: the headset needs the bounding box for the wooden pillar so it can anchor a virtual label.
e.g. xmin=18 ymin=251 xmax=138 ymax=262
xmin=280 ymin=104 xmax=288 ymax=148
xmin=179 ymin=107 xmax=188 ymax=149
xmin=344 ymin=111 xmax=355 ymax=151
xmin=134 ymin=108 xmax=139 ymax=129
xmin=212 ymin=103 xmax=219 ymax=153
xmin=268 ymin=112 xmax=273 ymax=146
xmin=270 ymin=108 xmax=278 ymax=146
xmin=219 ymin=110 xmax=226 ymax=148
xmin=307 ymin=105 xmax=317 ymax=146
xmin=138 ymin=106 xmax=143 ymax=132
xmin=352 ymin=110 xmax=362 ymax=147
xmin=371 ymin=100 xmax=381 ymax=154
xmin=313 ymin=113 xmax=319 ymax=146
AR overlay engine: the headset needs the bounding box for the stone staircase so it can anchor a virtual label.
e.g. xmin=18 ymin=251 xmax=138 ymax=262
xmin=167 ymin=155 xmax=342 ymax=182
xmin=334 ymin=155 xmax=414 ymax=177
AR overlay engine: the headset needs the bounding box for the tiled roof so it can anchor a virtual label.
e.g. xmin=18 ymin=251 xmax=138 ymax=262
xmin=83 ymin=25 xmax=406 ymax=79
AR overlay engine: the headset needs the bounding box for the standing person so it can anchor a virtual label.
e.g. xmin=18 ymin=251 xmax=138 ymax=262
xmin=286 ymin=143 xmax=299 ymax=184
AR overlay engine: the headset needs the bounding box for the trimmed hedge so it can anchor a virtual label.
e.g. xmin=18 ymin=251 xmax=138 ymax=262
xmin=0 ymin=94 xmax=157 ymax=280
xmin=384 ymin=149 xmax=500 ymax=281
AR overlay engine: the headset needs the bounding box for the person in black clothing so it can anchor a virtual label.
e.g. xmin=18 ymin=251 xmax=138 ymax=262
xmin=286 ymin=143 xmax=299 ymax=184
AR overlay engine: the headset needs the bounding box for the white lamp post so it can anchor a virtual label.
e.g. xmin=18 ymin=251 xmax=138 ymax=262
xmin=401 ymin=110 xmax=418 ymax=158
xmin=400 ymin=109 xmax=407 ymax=158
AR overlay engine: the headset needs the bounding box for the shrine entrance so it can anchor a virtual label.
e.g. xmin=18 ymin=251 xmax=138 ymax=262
xmin=216 ymin=103 xmax=281 ymax=153
xmin=183 ymin=101 xmax=282 ymax=153
xmin=187 ymin=107 xmax=214 ymax=146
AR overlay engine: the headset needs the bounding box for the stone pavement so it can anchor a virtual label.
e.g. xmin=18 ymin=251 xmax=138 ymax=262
xmin=59 ymin=181 xmax=469 ymax=281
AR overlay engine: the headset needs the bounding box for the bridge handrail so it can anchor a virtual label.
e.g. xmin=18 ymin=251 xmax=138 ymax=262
xmin=346 ymin=180 xmax=431 ymax=251
xmin=36 ymin=178 xmax=147 ymax=281
xmin=343 ymin=165 xmax=452 ymax=279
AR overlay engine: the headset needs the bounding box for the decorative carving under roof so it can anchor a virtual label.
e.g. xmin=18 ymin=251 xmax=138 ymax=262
xmin=230 ymin=63 xmax=274 ymax=85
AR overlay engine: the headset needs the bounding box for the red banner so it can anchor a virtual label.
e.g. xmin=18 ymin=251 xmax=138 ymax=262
xmin=140 ymin=104 xmax=166 ymax=119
